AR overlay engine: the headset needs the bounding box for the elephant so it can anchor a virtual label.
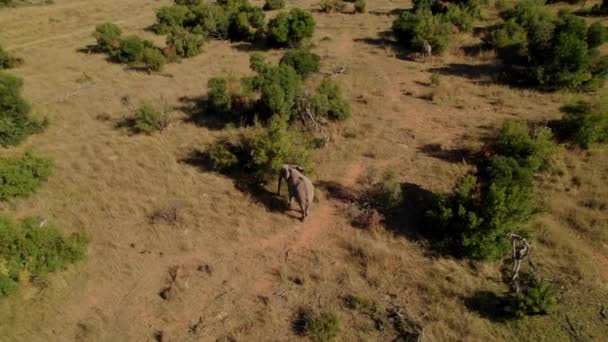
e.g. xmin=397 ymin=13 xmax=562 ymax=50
xmin=277 ymin=164 xmax=314 ymax=221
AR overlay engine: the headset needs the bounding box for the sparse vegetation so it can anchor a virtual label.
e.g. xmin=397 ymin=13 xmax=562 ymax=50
xmin=295 ymin=308 xmax=340 ymax=342
xmin=392 ymin=9 xmax=452 ymax=55
xmin=0 ymin=216 xmax=89 ymax=297
xmin=134 ymin=103 xmax=168 ymax=134
xmin=310 ymin=79 xmax=351 ymax=121
xmin=427 ymin=121 xmax=554 ymax=259
xmin=263 ymin=0 xmax=284 ymax=10
xmin=279 ymin=49 xmax=321 ymax=79
xmin=485 ymin=0 xmax=608 ymax=90
xmin=504 ymin=279 xmax=558 ymax=318
xmin=267 ymin=8 xmax=316 ymax=46
xmin=354 ymin=0 xmax=367 ymax=13
xmin=551 ymin=99 xmax=608 ymax=149
xmin=0 ymin=153 xmax=53 ymax=200
xmin=0 ymin=72 xmax=47 ymax=147
xmin=167 ymin=27 xmax=205 ymax=58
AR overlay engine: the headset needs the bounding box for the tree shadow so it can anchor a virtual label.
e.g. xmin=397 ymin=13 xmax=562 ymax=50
xmin=175 ymin=96 xmax=234 ymax=130
xmin=464 ymin=291 xmax=511 ymax=322
xmin=386 ymin=183 xmax=438 ymax=239
xmin=461 ymin=43 xmax=488 ymax=58
xmin=473 ymin=24 xmax=500 ymax=38
xmin=178 ymin=149 xmax=287 ymax=215
xmin=429 ymin=63 xmax=503 ymax=84
xmin=76 ymin=45 xmax=106 ymax=55
xmin=353 ymin=31 xmax=416 ymax=61
xmin=368 ymin=8 xmax=410 ymax=16
xmin=419 ymin=143 xmax=476 ymax=164
xmin=316 ymin=180 xmax=357 ymax=203
xmin=231 ymin=40 xmax=271 ymax=52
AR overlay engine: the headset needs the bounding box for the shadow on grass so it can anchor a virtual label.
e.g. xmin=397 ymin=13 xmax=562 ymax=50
xmin=419 ymin=143 xmax=476 ymax=164
xmin=464 ymin=291 xmax=511 ymax=322
xmin=179 ymin=149 xmax=288 ymax=215
xmin=429 ymin=63 xmax=503 ymax=85
xmin=353 ymin=31 xmax=416 ymax=61
xmin=175 ymin=96 xmax=235 ymax=130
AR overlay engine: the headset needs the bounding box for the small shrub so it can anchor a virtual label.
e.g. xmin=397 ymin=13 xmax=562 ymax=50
xmin=552 ymin=100 xmax=608 ymax=149
xmin=267 ymin=8 xmax=316 ymax=46
xmin=207 ymin=141 xmax=240 ymax=172
xmin=167 ymin=28 xmax=205 ymax=57
xmin=141 ymin=47 xmax=166 ymax=71
xmin=587 ymin=22 xmax=607 ymax=48
xmin=93 ymin=22 xmax=122 ymax=52
xmin=354 ymin=0 xmax=367 ymax=13
xmin=305 ymin=311 xmax=340 ymax=342
xmin=207 ymin=76 xmax=253 ymax=122
xmin=0 ymin=153 xmax=53 ymax=200
xmin=0 ymin=45 xmax=15 ymax=70
xmin=189 ymin=2 xmax=230 ymax=39
xmin=427 ymin=120 xmax=553 ymax=260
xmin=279 ymin=49 xmax=321 ymax=78
xmin=392 ymin=9 xmax=452 ymax=55
xmin=250 ymin=57 xmax=303 ymax=115
xmin=320 ymin=0 xmax=347 ymax=13
xmin=228 ymin=4 xmax=265 ymax=41
xmin=154 ymin=5 xmax=191 ymax=34
xmin=505 ymin=279 xmax=558 ymax=318
xmin=134 ymin=103 xmax=167 ymax=134
xmin=0 ymin=216 xmax=89 ymax=297
xmin=251 ymin=114 xmax=309 ymax=183
xmin=494 ymin=121 xmax=554 ymax=172
xmin=483 ymin=19 xmax=527 ymax=49
xmin=0 ymin=72 xmax=47 ymax=147
xmin=310 ymin=79 xmax=351 ymax=121
xmin=430 ymin=72 xmax=441 ymax=86
xmin=263 ymin=0 xmax=285 ymax=10
xmin=445 ymin=3 xmax=474 ymax=32
xmin=111 ymin=35 xmax=146 ymax=63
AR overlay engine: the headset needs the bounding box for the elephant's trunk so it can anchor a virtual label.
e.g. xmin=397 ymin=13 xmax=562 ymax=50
xmin=277 ymin=174 xmax=283 ymax=195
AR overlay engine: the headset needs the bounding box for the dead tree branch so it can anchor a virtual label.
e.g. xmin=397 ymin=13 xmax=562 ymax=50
xmin=508 ymin=233 xmax=531 ymax=293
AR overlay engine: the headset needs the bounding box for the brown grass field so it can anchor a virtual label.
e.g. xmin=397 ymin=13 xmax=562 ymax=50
xmin=1 ymin=0 xmax=607 ymax=340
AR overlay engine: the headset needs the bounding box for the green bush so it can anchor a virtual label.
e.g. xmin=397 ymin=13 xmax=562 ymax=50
xmin=354 ymin=0 xmax=367 ymax=13
xmin=111 ymin=35 xmax=146 ymax=63
xmin=167 ymin=27 xmax=205 ymax=57
xmin=445 ymin=3 xmax=474 ymax=32
xmin=483 ymin=19 xmax=527 ymax=49
xmin=494 ymin=121 xmax=554 ymax=172
xmin=0 ymin=216 xmax=89 ymax=297
xmin=0 ymin=72 xmax=47 ymax=147
xmin=310 ymin=79 xmax=351 ymax=121
xmin=141 ymin=47 xmax=166 ymax=71
xmin=206 ymin=76 xmax=253 ymax=121
xmin=207 ymin=141 xmax=240 ymax=172
xmin=93 ymin=22 xmax=122 ymax=52
xmin=552 ymin=100 xmax=608 ymax=149
xmin=487 ymin=1 xmax=608 ymax=90
xmin=587 ymin=22 xmax=607 ymax=48
xmin=319 ymin=0 xmax=347 ymax=13
xmin=0 ymin=153 xmax=53 ymax=200
xmin=0 ymin=45 xmax=15 ymax=70
xmin=279 ymin=49 xmax=321 ymax=78
xmin=250 ymin=55 xmax=303 ymax=115
xmin=189 ymin=2 xmax=230 ymax=38
xmin=174 ymin=0 xmax=203 ymax=6
xmin=251 ymin=114 xmax=309 ymax=183
xmin=305 ymin=311 xmax=340 ymax=342
xmin=263 ymin=0 xmax=285 ymax=10
xmin=267 ymin=8 xmax=316 ymax=46
xmin=590 ymin=0 xmax=608 ymax=15
xmin=155 ymin=5 xmax=192 ymax=34
xmin=134 ymin=103 xmax=167 ymax=134
xmin=228 ymin=4 xmax=265 ymax=41
xmin=427 ymin=121 xmax=553 ymax=260
xmin=392 ymin=9 xmax=452 ymax=55
xmin=505 ymin=279 xmax=558 ymax=318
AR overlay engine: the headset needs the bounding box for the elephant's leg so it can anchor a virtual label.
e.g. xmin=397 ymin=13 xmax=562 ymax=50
xmin=287 ymin=195 xmax=293 ymax=210
xmin=298 ymin=200 xmax=305 ymax=221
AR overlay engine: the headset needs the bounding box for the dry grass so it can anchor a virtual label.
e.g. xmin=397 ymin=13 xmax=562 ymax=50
xmin=0 ymin=0 xmax=607 ymax=340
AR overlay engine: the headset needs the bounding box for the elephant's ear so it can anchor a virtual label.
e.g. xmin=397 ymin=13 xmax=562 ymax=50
xmin=294 ymin=166 xmax=304 ymax=172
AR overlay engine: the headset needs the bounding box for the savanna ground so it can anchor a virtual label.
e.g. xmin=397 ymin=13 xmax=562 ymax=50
xmin=1 ymin=0 xmax=607 ymax=340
